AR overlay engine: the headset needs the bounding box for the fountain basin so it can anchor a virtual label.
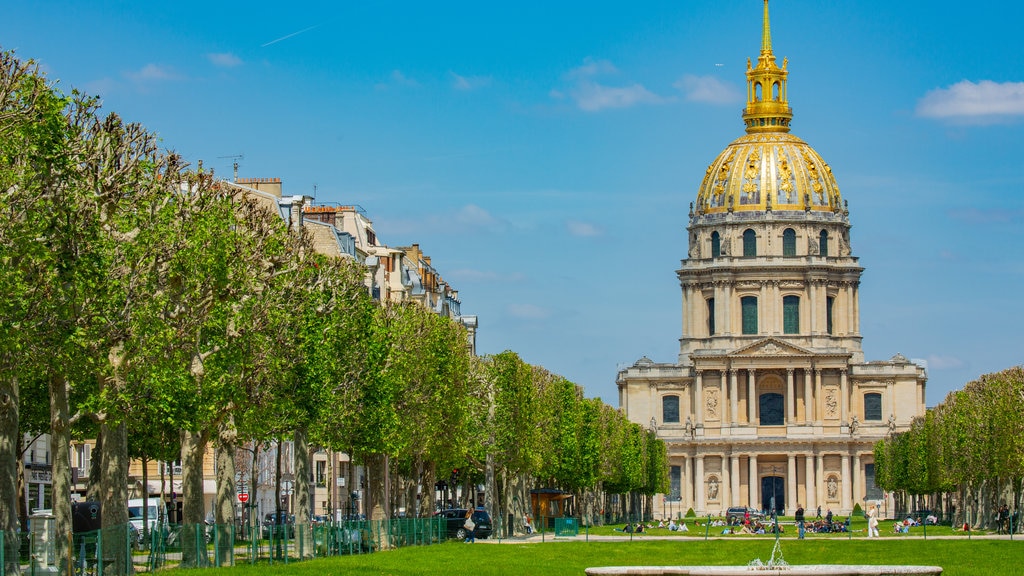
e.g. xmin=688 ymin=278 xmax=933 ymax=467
xmin=586 ymin=567 xmax=942 ymax=576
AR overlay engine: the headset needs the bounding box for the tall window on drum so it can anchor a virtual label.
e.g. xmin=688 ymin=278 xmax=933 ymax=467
xmin=783 ymin=295 xmax=800 ymax=334
xmin=741 ymin=296 xmax=758 ymax=335
xmin=663 ymin=395 xmax=680 ymax=424
xmin=783 ymin=228 xmax=796 ymax=257
xmin=711 ymin=231 xmax=721 ymax=258
xmin=819 ymin=230 xmax=829 ymax=257
xmin=826 ymin=296 xmax=835 ymax=335
xmin=743 ymin=229 xmax=757 ymax=257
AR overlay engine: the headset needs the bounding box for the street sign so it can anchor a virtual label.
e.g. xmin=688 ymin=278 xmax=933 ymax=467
xmin=238 ymin=493 xmax=249 ymax=503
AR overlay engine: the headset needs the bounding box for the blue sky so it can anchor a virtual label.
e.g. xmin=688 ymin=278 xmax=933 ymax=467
xmin=5 ymin=1 xmax=1022 ymax=407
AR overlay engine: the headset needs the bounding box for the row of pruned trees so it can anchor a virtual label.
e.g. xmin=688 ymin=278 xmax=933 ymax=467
xmin=873 ymin=366 xmax=1024 ymax=528
xmin=0 ymin=48 xmax=664 ymax=574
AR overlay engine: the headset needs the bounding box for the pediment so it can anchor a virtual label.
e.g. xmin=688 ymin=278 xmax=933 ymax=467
xmin=730 ymin=337 xmax=814 ymax=357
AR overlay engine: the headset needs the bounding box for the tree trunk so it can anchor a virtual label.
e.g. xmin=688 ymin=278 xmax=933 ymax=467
xmin=1 ymin=372 xmax=20 ymax=575
xmin=99 ymin=421 xmax=130 ymax=576
xmin=48 ymin=373 xmax=73 ymax=576
xmin=180 ymin=430 xmax=209 ymax=568
xmin=294 ymin=427 xmax=312 ymax=558
xmin=214 ymin=416 xmax=237 ymax=566
xmin=86 ymin=430 xmax=103 ymax=502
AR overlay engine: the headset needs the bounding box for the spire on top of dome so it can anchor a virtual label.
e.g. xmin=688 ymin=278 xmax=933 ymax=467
xmin=743 ymin=0 xmax=792 ymax=134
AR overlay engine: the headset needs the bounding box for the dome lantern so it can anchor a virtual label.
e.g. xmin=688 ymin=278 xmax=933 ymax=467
xmin=743 ymin=0 xmax=792 ymax=134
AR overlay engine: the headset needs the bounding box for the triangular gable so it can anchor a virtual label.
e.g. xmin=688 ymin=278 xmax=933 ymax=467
xmin=730 ymin=337 xmax=814 ymax=357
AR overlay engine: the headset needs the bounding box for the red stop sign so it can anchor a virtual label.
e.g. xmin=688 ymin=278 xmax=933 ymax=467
xmin=238 ymin=493 xmax=249 ymax=503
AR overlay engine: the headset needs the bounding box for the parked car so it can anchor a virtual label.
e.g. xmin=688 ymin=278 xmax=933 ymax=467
xmin=726 ymin=506 xmax=764 ymax=524
xmin=262 ymin=512 xmax=295 ymax=539
xmin=434 ymin=508 xmax=493 ymax=540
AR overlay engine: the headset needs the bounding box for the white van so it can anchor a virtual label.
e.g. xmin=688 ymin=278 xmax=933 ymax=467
xmin=128 ymin=497 xmax=162 ymax=534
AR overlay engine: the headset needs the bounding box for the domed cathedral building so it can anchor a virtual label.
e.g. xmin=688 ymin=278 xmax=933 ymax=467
xmin=617 ymin=1 xmax=926 ymax=518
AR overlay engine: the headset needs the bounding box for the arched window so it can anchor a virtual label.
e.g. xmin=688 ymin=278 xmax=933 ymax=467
xmin=759 ymin=393 xmax=784 ymax=425
xmin=707 ymin=298 xmax=716 ymax=335
xmin=819 ymin=230 xmax=829 ymax=257
xmin=662 ymin=395 xmax=680 ymax=424
xmin=772 ymin=82 xmax=780 ymax=101
xmin=741 ymin=296 xmax=758 ymax=335
xmin=711 ymin=231 xmax=721 ymax=258
xmin=743 ymin=229 xmax=757 ymax=257
xmin=755 ymin=82 xmax=763 ymax=101
xmin=783 ymin=295 xmax=800 ymax=334
xmin=864 ymin=393 xmax=882 ymax=421
xmin=782 ymin=228 xmax=796 ymax=256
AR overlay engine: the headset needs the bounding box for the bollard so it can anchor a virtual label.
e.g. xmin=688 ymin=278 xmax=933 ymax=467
xmin=704 ymin=514 xmax=711 ymax=541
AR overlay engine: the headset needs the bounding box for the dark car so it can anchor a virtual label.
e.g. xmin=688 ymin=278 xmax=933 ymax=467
xmin=262 ymin=512 xmax=295 ymax=539
xmin=435 ymin=508 xmax=493 ymax=540
xmin=726 ymin=506 xmax=764 ymax=524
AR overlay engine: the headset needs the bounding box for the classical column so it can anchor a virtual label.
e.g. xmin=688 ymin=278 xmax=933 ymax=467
xmin=695 ymin=370 xmax=704 ymax=427
xmin=759 ymin=281 xmax=767 ymax=335
xmin=846 ymin=283 xmax=855 ymax=336
xmin=695 ymin=455 xmax=706 ymax=514
xmin=853 ymin=283 xmax=861 ymax=334
xmin=816 ymin=452 xmax=825 ymax=510
xmin=805 ymin=453 xmax=816 ymax=512
xmin=809 ymin=280 xmax=818 ymax=333
xmin=722 ymin=454 xmax=731 ymax=510
xmin=840 ymin=369 xmax=849 ymax=424
xmin=748 ymin=455 xmax=759 ymax=509
xmin=747 ymin=369 xmax=757 ymax=424
xmin=840 ymin=453 xmax=852 ymax=513
xmin=772 ymin=280 xmax=781 ymax=334
xmin=683 ymin=456 xmax=692 ymax=511
xmin=786 ymin=369 xmax=795 ymax=424
xmin=731 ymin=454 xmax=741 ymax=507
xmin=803 ymin=368 xmax=813 ymax=423
xmin=853 ymin=452 xmax=862 ymax=508
xmin=787 ymin=454 xmax=797 ymax=515
xmin=814 ymin=369 xmax=823 ymax=426
xmin=730 ymin=369 xmax=739 ymax=426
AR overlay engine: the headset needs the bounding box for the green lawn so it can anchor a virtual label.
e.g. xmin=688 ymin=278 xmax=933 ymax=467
xmin=186 ymin=536 xmax=1024 ymax=576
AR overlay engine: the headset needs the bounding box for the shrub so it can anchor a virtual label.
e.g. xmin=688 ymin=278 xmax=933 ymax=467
xmin=852 ymin=503 xmax=863 ymax=517
xmin=685 ymin=508 xmax=695 ymax=518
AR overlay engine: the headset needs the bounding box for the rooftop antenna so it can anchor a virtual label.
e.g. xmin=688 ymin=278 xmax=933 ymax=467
xmin=313 ymin=183 xmax=318 ymax=201
xmin=217 ymin=154 xmax=244 ymax=182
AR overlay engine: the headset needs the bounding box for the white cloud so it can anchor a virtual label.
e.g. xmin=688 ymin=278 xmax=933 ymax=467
xmin=448 ymin=268 xmax=527 ymax=283
xmin=556 ymin=58 xmax=665 ymax=112
xmin=451 ymin=72 xmax=491 ymax=91
xmin=571 ymin=82 xmax=664 ymax=112
xmin=948 ymin=207 xmax=1023 ymax=225
xmin=566 ymin=220 xmax=602 ymax=237
xmin=207 ymin=52 xmax=242 ymax=68
xmin=674 ymin=74 xmax=742 ymax=105
xmin=925 ymin=354 xmax=966 ymax=370
xmin=507 ymin=303 xmax=550 ymax=320
xmin=125 ymin=63 xmax=178 ymax=82
xmin=376 ymin=69 xmax=419 ymax=91
xmin=916 ymin=80 xmax=1024 ymax=122
xmin=455 ymin=204 xmax=499 ymax=227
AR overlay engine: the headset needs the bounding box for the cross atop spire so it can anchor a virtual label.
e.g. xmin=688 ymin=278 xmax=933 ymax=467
xmin=743 ymin=0 xmax=792 ymax=133
xmin=762 ymin=0 xmax=773 ymax=55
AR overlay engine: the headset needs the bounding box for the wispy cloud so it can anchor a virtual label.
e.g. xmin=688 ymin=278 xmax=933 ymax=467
xmin=261 ymin=25 xmax=319 ymax=48
xmin=674 ymin=74 xmax=741 ymax=104
xmin=925 ymin=354 xmax=966 ymax=370
xmin=454 ymin=204 xmax=499 ymax=227
xmin=566 ymin=220 xmax=603 ymax=237
xmin=507 ymin=303 xmax=550 ymax=320
xmin=125 ymin=63 xmax=178 ymax=82
xmin=451 ymin=72 xmax=491 ymax=91
xmin=375 ymin=204 xmax=509 ymax=236
xmin=555 ymin=57 xmax=666 ymax=112
xmin=448 ymin=268 xmax=527 ymax=283
xmin=376 ymin=69 xmax=419 ymax=90
xmin=207 ymin=52 xmax=242 ymax=68
xmin=916 ymin=80 xmax=1024 ymax=123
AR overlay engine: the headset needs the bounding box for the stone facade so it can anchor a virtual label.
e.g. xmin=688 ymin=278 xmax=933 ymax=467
xmin=617 ymin=2 xmax=926 ymax=518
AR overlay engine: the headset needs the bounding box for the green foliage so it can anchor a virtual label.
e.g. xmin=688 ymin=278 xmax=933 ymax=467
xmin=685 ymin=507 xmax=696 ymax=517
xmin=851 ymin=502 xmax=863 ymax=517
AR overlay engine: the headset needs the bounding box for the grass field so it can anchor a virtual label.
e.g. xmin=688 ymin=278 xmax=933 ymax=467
xmin=185 ymin=534 xmax=1024 ymax=576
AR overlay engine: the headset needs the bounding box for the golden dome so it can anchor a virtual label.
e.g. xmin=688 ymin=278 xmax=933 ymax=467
xmin=695 ymin=0 xmax=842 ymax=215
xmin=695 ymin=132 xmax=842 ymax=214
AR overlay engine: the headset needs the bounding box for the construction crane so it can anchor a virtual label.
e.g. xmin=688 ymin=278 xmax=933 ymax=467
xmin=217 ymin=154 xmax=244 ymax=182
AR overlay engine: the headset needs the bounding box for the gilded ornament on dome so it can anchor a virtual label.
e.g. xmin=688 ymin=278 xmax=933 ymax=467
xmin=740 ymin=149 xmax=761 ymax=204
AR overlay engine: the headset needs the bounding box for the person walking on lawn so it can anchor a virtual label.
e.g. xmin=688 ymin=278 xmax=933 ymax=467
xmin=795 ymin=504 xmax=806 ymax=539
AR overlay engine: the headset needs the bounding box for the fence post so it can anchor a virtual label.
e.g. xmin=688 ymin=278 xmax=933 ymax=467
xmin=704 ymin=514 xmax=711 ymax=541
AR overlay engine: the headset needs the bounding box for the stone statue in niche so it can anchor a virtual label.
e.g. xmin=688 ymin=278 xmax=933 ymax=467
xmin=888 ymin=413 xmax=897 ymax=433
xmin=827 ymin=476 xmax=838 ymax=500
xmin=849 ymin=415 xmax=859 ymax=436
xmin=684 ymin=415 xmax=694 ymax=439
xmin=708 ymin=477 xmax=719 ymax=501
xmin=839 ymin=231 xmax=851 ymax=256
xmin=706 ymin=388 xmax=720 ymax=419
xmin=720 ymin=236 xmax=730 ymax=257
xmin=808 ymin=237 xmax=819 ymax=256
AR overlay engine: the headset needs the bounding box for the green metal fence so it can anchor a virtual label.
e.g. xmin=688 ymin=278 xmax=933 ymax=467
xmin=553 ymin=517 xmax=579 ymax=537
xmin=4 ymin=516 xmax=450 ymax=575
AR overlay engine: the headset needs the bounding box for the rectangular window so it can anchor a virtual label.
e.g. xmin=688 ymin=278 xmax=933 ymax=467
xmin=669 ymin=466 xmax=682 ymax=501
xmin=707 ymin=298 xmax=716 ymax=335
xmin=316 ymin=461 xmax=327 ymax=486
xmin=663 ymin=396 xmax=680 ymax=424
xmin=742 ymin=297 xmax=758 ymax=335
xmin=826 ymin=296 xmax=835 ymax=334
xmin=864 ymin=393 xmax=882 ymax=421
xmin=783 ymin=296 xmax=800 ymax=334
